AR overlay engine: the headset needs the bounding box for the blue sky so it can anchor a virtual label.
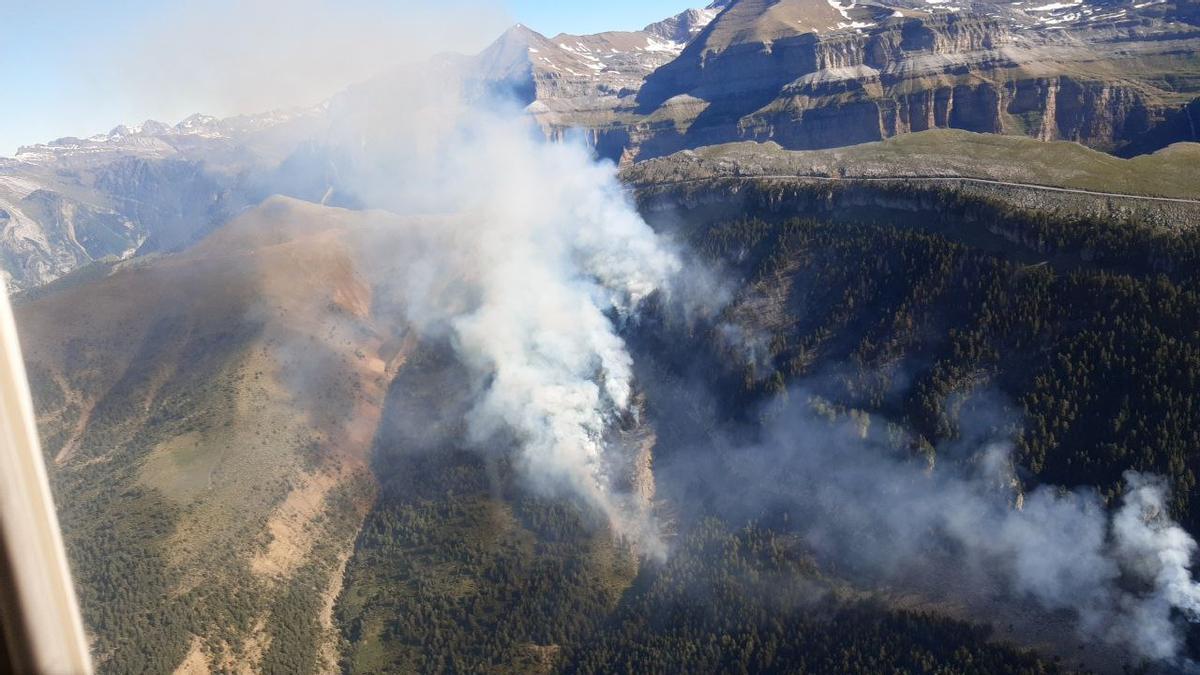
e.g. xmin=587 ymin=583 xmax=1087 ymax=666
xmin=510 ymin=0 xmax=701 ymax=34
xmin=0 ymin=1 xmax=698 ymax=155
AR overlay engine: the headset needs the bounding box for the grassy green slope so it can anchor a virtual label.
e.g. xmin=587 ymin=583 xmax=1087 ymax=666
xmin=627 ymin=129 xmax=1200 ymax=199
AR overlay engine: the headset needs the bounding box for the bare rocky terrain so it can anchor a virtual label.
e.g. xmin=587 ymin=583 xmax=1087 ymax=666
xmin=521 ymin=0 xmax=1200 ymax=162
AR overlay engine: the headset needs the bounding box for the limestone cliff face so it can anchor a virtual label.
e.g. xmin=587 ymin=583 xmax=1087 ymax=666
xmin=528 ymin=6 xmax=1200 ymax=161
xmin=639 ymin=15 xmax=1010 ymax=109
xmin=743 ymin=75 xmax=1160 ymax=150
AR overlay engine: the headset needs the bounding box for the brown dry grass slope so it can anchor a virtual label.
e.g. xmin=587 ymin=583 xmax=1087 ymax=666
xmin=17 ymin=195 xmax=410 ymax=673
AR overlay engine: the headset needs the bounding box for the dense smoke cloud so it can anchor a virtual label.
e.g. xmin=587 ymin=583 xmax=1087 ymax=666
xmin=653 ymin=385 xmax=1200 ymax=666
xmin=409 ymin=116 xmax=679 ymax=554
xmin=318 ymin=63 xmax=686 ymax=554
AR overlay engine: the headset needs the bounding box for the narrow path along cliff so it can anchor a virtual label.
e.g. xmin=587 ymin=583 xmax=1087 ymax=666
xmin=632 ymin=174 xmax=1200 ymax=205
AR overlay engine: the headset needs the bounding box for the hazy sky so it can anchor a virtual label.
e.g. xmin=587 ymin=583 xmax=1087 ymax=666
xmin=0 ymin=0 xmax=699 ymax=155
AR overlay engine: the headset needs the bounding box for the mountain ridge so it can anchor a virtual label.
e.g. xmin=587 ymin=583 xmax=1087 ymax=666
xmin=3 ymin=0 xmax=1199 ymax=292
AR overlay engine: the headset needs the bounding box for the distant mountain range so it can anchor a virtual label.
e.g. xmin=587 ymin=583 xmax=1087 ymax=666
xmin=2 ymin=0 xmax=1198 ymax=290
xmin=0 ymin=108 xmax=327 ymax=289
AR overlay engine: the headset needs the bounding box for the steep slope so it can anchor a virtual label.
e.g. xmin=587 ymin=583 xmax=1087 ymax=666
xmin=619 ymin=0 xmax=1200 ymax=159
xmin=0 ymin=108 xmax=325 ymax=291
xmin=0 ymin=156 xmax=234 ymax=291
xmin=331 ymin=337 xmax=1061 ymax=674
xmin=617 ymin=189 xmax=1200 ymax=670
xmin=509 ymin=0 xmax=1192 ymax=160
xmin=685 ymin=0 xmax=853 ymax=47
xmin=17 ymin=196 xmax=406 ymax=673
xmin=447 ymin=4 xmax=733 ymax=156
xmin=466 ymin=3 xmax=732 ymax=103
xmin=645 ymin=2 xmax=733 ymax=43
xmin=12 ymin=192 xmax=1082 ymax=675
xmin=333 ymin=340 xmax=648 ymax=673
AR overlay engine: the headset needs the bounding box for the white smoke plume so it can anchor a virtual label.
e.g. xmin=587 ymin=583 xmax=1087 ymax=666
xmin=431 ymin=116 xmax=681 ymax=553
xmin=1112 ymin=472 xmax=1200 ymax=660
xmin=325 ymin=71 xmax=682 ymax=554
xmin=664 ymin=390 xmax=1200 ymax=666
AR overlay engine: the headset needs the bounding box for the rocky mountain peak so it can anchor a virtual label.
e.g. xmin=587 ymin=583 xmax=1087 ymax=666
xmin=465 ymin=5 xmax=733 ymax=105
xmin=695 ymin=0 xmax=867 ymax=51
xmin=494 ymin=23 xmax=546 ymax=50
xmin=474 ymin=23 xmax=551 ymax=84
xmin=644 ymin=1 xmax=734 ymax=43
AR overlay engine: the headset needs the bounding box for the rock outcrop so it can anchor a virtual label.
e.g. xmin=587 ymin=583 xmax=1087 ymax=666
xmin=513 ymin=0 xmax=1200 ymax=161
xmin=0 ymin=108 xmax=323 ymax=290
